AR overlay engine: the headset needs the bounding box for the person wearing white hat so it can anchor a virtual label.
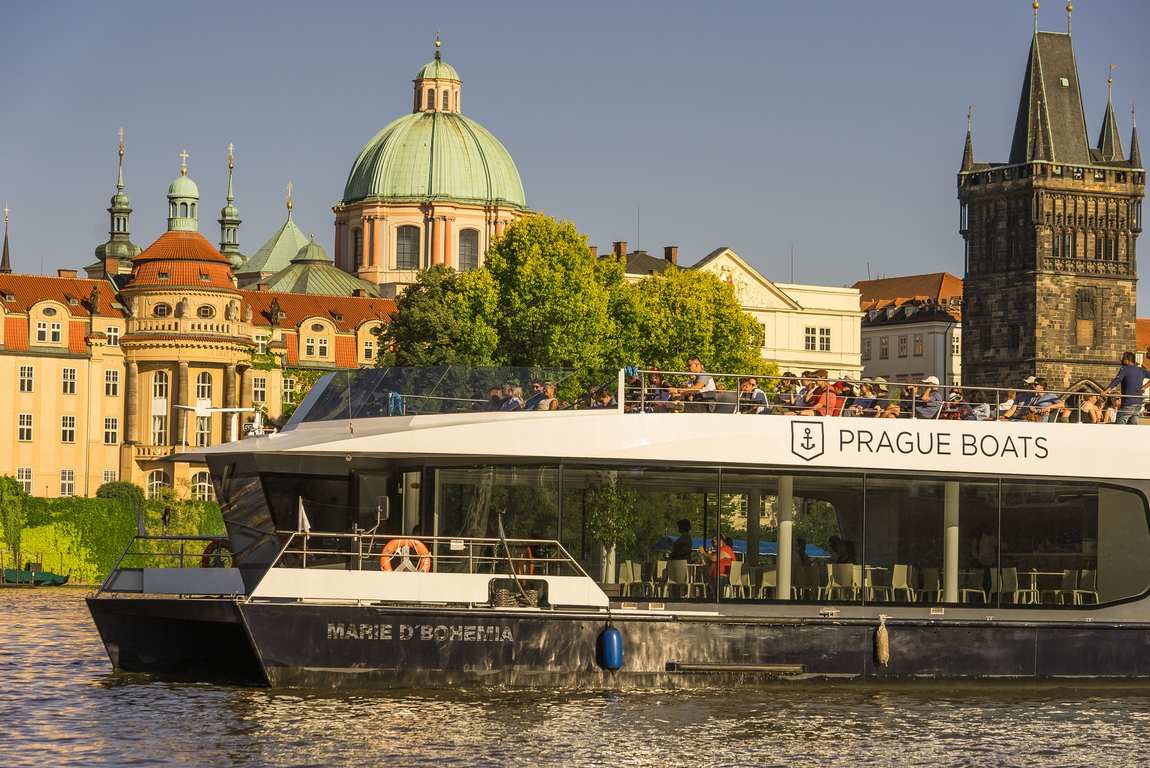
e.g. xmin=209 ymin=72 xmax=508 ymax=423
xmin=915 ymin=375 xmax=944 ymax=419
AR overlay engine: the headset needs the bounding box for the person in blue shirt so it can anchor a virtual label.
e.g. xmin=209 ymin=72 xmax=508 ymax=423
xmin=1104 ymin=352 xmax=1146 ymax=425
xmin=1026 ymin=377 xmax=1065 ymax=422
xmin=914 ymin=376 xmax=944 ymax=419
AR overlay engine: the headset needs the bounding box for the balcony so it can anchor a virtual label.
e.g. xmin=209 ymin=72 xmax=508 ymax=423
xmin=127 ymin=318 xmax=243 ymax=337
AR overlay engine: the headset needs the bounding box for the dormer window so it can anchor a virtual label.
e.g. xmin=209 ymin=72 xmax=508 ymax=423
xmin=67 ymin=297 xmax=79 ymax=306
xmin=199 ymin=271 xmax=210 ymax=281
xmin=153 ymin=303 xmax=172 ymax=318
xmin=332 ymin=312 xmax=344 ymax=322
xmin=158 ymin=271 xmax=171 ymax=280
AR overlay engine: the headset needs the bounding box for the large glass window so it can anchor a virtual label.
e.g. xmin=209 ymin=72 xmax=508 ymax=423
xmin=396 ymin=225 xmax=420 ymax=270
xmin=561 ymin=466 xmax=720 ymax=600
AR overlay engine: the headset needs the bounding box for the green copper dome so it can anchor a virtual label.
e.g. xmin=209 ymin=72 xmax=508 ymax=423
xmin=342 ymin=112 xmax=526 ymax=208
xmin=262 ymin=239 xmax=381 ymax=297
xmin=416 ymin=57 xmax=460 ymax=82
xmin=168 ymin=174 xmax=199 ymax=198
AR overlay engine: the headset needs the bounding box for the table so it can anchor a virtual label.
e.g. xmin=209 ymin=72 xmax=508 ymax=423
xmin=1020 ymin=570 xmax=1065 ymax=604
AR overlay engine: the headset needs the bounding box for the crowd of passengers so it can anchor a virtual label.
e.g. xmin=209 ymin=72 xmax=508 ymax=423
xmin=477 ymin=380 xmax=618 ymax=412
xmin=624 ymin=352 xmax=1150 ymax=424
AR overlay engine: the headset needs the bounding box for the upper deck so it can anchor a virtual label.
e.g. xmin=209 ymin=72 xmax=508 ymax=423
xmin=193 ymin=366 xmax=1150 ymax=482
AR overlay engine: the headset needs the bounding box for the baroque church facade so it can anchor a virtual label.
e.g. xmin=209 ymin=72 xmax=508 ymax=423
xmin=959 ymin=5 xmax=1145 ymax=389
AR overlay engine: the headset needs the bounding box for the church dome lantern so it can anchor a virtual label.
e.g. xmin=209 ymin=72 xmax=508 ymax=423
xmin=167 ymin=150 xmax=200 ymax=232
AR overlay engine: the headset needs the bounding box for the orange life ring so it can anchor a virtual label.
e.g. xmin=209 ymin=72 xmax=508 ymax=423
xmin=514 ymin=546 xmax=536 ymax=576
xmin=200 ymin=539 xmax=231 ymax=568
xmin=380 ymin=538 xmax=431 ymax=573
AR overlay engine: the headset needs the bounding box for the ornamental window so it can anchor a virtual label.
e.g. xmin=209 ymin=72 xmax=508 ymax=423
xmin=197 ymin=304 xmax=215 ymax=318
xmin=152 ymin=370 xmax=169 ymax=399
xmin=153 ymin=303 xmax=172 ymax=318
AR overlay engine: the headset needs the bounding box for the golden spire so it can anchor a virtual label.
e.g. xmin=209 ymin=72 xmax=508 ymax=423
xmin=1033 ymin=0 xmax=1040 ymax=33
xmin=1066 ymin=1 xmax=1072 ymax=33
xmin=227 ymin=142 xmax=235 ymax=170
xmin=286 ymin=181 xmax=294 ymax=218
xmin=1108 ymin=63 xmax=1117 ymax=92
xmin=3 ymin=205 xmax=8 ymax=226
xmin=435 ymin=32 xmax=442 ymax=60
xmin=179 ymin=149 xmax=189 ymax=176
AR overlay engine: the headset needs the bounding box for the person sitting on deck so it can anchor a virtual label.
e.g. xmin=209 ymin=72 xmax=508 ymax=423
xmin=670 ymin=356 xmax=717 ymax=409
xmin=915 ymin=376 xmax=945 ymax=419
xmin=1079 ymin=393 xmax=1104 ymax=423
xmin=798 ymin=370 xmax=836 ymax=416
xmin=1026 ymin=377 xmax=1066 ymax=422
xmin=591 ymin=388 xmax=616 ymax=409
xmin=532 ymin=381 xmax=559 ymax=411
xmin=699 ymin=535 xmax=735 ymax=598
xmin=499 ymin=383 xmax=525 ymax=411
xmin=522 ymin=380 xmax=547 ymax=410
xmin=776 ymin=372 xmax=801 ymax=411
xmin=846 ymin=381 xmax=877 ymax=417
xmin=738 ymin=377 xmax=768 ymax=414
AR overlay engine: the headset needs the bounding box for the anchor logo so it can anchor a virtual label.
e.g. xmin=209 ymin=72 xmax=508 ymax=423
xmin=790 ymin=421 xmax=825 ymax=461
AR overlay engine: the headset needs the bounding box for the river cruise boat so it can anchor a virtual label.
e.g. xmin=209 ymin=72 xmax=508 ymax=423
xmin=87 ymin=366 xmax=1150 ymax=687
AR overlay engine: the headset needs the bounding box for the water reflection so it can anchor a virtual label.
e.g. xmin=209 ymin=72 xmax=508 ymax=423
xmin=3 ymin=590 xmax=1150 ymax=767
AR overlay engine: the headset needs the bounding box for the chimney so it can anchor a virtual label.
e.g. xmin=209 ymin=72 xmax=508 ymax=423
xmin=104 ymin=257 xmax=120 ymax=276
xmin=57 ymin=268 xmax=77 ymax=278
xmin=257 ymin=282 xmax=268 ymax=292
xmin=612 ymin=241 xmax=627 ymax=258
xmin=352 ymin=289 xmax=367 ymax=297
xmin=664 ymin=246 xmax=678 ymax=266
xmin=588 ymin=245 xmax=598 ymax=259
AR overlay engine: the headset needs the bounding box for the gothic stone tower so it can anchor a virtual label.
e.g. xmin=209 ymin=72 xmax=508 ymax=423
xmin=958 ymin=21 xmax=1145 ymax=389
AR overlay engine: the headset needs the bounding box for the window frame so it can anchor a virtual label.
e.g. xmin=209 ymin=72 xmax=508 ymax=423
xmin=62 ymin=367 xmax=77 ymax=395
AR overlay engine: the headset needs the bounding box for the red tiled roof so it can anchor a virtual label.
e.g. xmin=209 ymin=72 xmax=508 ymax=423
xmin=1137 ymin=318 xmax=1150 ymax=351
xmin=334 ymin=336 xmax=357 ymax=367
xmin=128 ymin=260 xmax=235 ymax=290
xmin=852 ymin=272 xmax=963 ymax=306
xmin=0 ymin=273 xmax=125 ymax=317
xmin=3 ymin=316 xmax=28 ymax=350
xmin=133 ymin=230 xmax=230 ymax=264
xmin=241 ymin=291 xmax=396 ymax=332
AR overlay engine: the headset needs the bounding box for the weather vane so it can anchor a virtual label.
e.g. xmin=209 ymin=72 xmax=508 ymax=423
xmin=228 ymin=142 xmax=235 ymax=170
xmin=118 ymin=127 xmax=125 ymax=156
xmin=287 ymin=181 xmax=294 ymax=213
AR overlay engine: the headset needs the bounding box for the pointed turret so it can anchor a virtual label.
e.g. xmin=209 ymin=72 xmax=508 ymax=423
xmin=1 ymin=206 xmax=11 ymax=274
xmin=961 ymin=107 xmax=975 ymax=171
xmin=1097 ymin=68 xmax=1125 ymax=162
xmin=218 ymin=143 xmax=244 ymax=269
xmin=1131 ymin=103 xmax=1142 ymax=169
xmin=88 ymin=128 xmax=142 ymax=278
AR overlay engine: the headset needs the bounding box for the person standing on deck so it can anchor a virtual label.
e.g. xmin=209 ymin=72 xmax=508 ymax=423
xmin=1103 ymin=352 xmax=1146 ymax=425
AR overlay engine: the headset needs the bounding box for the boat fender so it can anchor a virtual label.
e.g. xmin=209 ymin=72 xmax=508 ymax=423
xmin=596 ymin=624 xmax=624 ymax=672
xmin=200 ymin=539 xmax=231 ymax=569
xmin=875 ymin=614 xmax=890 ymax=668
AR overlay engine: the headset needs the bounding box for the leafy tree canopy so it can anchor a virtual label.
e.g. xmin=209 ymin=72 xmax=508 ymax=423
xmin=379 ymin=213 xmax=774 ymax=382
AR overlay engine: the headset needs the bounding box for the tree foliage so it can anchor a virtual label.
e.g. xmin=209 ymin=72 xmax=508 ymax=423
xmin=0 ymin=476 xmax=28 ymax=566
xmin=379 ymin=214 xmax=774 ymax=383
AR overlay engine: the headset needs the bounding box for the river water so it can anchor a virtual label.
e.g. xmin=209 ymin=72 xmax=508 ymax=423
xmin=4 ymin=589 xmax=1150 ymax=767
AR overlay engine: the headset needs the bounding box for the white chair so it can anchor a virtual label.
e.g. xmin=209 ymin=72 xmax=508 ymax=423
xmin=665 ymin=559 xmax=689 ymax=599
xmin=919 ymin=567 xmax=941 ymax=603
xmin=758 ymin=569 xmax=776 ymax=599
xmin=618 ymin=560 xmax=641 ymax=597
xmin=959 ymin=570 xmax=987 ymax=604
xmin=725 ymin=560 xmax=744 ymax=598
xmin=1072 ymin=569 xmax=1099 ymax=605
xmin=889 ymin=564 xmax=916 ymax=602
xmin=644 ymin=560 xmax=666 ymax=597
xmin=829 ymin=563 xmax=857 ymax=600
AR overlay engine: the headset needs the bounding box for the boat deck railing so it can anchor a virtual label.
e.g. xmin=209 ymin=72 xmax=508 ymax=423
xmin=95 ymin=534 xmax=233 ymax=596
xmin=269 ymin=531 xmax=592 ymax=580
xmin=622 ymin=368 xmax=1145 ymax=425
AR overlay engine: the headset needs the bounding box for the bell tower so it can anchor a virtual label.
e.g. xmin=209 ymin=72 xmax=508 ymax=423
xmin=958 ymin=2 xmax=1145 ymax=388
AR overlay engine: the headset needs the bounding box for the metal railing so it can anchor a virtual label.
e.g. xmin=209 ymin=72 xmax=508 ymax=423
xmin=96 ymin=534 xmax=232 ymax=596
xmin=621 ymin=368 xmax=1145 ymax=425
xmin=268 ymin=531 xmax=591 ymax=579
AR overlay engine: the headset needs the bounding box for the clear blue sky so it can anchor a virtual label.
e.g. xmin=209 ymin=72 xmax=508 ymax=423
xmin=2 ymin=1 xmax=1148 ymax=302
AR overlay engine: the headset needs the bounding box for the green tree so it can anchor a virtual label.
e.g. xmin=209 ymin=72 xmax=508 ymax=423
xmin=0 ymin=475 xmax=28 ymax=568
xmin=377 ymin=265 xmax=500 ymax=367
xmin=633 ymin=267 xmax=769 ymax=376
xmin=484 ymin=215 xmax=617 ymax=371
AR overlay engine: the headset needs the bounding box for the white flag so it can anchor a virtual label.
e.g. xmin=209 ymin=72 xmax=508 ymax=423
xmin=297 ymin=497 xmax=311 ymax=533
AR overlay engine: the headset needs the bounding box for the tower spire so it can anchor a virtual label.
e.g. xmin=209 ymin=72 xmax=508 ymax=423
xmin=1 ymin=205 xmax=11 ymax=274
xmin=435 ymin=32 xmax=441 ymax=61
xmin=1097 ymin=65 xmax=1124 ymax=162
xmin=286 ymin=181 xmax=294 ymax=220
xmin=1033 ymin=0 xmax=1039 ymax=34
xmin=1131 ymin=101 xmax=1143 ymax=168
xmin=116 ymin=127 xmax=125 ymax=191
xmin=1066 ymin=1 xmax=1073 ymax=34
xmin=219 ymin=143 xmax=243 ymax=267
xmin=961 ymin=105 xmax=975 ymax=171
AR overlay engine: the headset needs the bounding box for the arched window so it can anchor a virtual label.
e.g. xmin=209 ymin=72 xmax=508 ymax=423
xmin=396 ymin=225 xmax=420 ymax=270
xmin=197 ymin=304 xmax=215 ymax=318
xmin=153 ymin=370 xmax=169 ymax=399
xmin=195 ymin=371 xmax=212 ymax=400
xmin=146 ymin=469 xmax=170 ymax=500
xmin=170 ymin=203 xmax=177 ymax=218
xmin=191 ymin=471 xmax=215 ymax=501
xmin=426 ymin=89 xmax=434 ymax=110
xmin=442 ymin=90 xmax=450 ymax=111
xmin=180 ymin=202 xmax=188 ymax=217
xmin=458 ymin=228 xmax=480 ymax=271
xmin=190 ymin=203 xmax=196 ymax=218
xmin=153 ymin=302 xmax=172 ymax=317
xmin=353 ymin=228 xmax=363 ymax=267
